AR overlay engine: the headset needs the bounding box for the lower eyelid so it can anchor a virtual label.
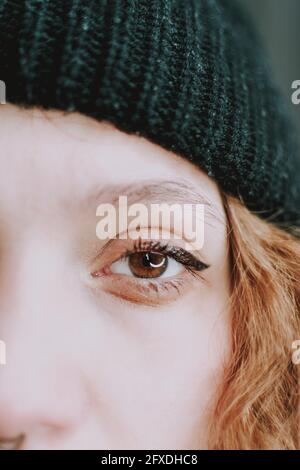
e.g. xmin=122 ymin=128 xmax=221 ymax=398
xmin=100 ymin=266 xmax=201 ymax=292
xmin=99 ymin=276 xmax=190 ymax=306
xmin=88 ymin=268 xmax=208 ymax=307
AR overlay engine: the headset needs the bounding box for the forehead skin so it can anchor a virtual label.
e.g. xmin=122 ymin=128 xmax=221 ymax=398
xmin=0 ymin=104 xmax=227 ymax=255
xmin=0 ymin=104 xmax=225 ymax=201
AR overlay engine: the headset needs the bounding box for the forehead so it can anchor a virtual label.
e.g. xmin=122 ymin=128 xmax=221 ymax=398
xmin=0 ymin=105 xmax=224 ymax=215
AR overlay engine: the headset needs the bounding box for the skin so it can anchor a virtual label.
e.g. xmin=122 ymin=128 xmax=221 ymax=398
xmin=0 ymin=104 xmax=231 ymax=450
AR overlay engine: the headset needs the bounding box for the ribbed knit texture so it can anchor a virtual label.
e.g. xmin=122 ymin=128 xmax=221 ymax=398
xmin=0 ymin=0 xmax=299 ymax=229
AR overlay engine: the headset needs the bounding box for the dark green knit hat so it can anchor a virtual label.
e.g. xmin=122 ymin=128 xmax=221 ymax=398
xmin=1 ymin=0 xmax=299 ymax=230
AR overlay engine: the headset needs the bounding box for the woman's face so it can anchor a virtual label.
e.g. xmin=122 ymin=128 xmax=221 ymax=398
xmin=0 ymin=104 xmax=231 ymax=450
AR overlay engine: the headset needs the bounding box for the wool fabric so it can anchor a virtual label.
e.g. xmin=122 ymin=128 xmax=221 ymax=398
xmin=0 ymin=0 xmax=299 ymax=229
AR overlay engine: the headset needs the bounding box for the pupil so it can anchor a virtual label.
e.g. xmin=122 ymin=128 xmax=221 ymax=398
xmin=129 ymin=251 xmax=168 ymax=278
xmin=143 ymin=252 xmax=166 ymax=269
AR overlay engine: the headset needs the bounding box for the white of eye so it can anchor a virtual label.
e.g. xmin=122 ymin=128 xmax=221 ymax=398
xmin=110 ymin=255 xmax=184 ymax=278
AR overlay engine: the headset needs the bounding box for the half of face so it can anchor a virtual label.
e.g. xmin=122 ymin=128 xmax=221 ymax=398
xmin=0 ymin=104 xmax=231 ymax=450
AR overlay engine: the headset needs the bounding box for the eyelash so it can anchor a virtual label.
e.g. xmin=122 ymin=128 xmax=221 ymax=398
xmin=119 ymin=238 xmax=209 ymax=277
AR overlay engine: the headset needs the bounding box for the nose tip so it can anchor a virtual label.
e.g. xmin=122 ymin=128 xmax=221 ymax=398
xmin=0 ymin=360 xmax=89 ymax=445
xmin=0 ymin=387 xmax=88 ymax=449
xmin=0 ymin=395 xmax=74 ymax=441
xmin=0 ymin=434 xmax=25 ymax=450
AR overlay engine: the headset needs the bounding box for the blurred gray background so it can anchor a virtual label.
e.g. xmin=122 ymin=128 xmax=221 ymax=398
xmin=238 ymin=0 xmax=300 ymax=135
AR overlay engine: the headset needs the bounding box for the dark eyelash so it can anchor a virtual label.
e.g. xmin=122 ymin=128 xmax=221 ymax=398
xmin=122 ymin=238 xmax=210 ymax=274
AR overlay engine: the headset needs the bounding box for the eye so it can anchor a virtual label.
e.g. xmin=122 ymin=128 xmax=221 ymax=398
xmin=110 ymin=251 xmax=184 ymax=279
xmin=90 ymin=239 xmax=210 ymax=306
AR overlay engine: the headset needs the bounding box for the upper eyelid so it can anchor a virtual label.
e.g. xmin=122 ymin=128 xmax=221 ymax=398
xmin=96 ymin=234 xmax=209 ymax=264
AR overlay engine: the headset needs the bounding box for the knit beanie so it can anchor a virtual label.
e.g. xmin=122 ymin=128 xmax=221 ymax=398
xmin=0 ymin=0 xmax=299 ymax=230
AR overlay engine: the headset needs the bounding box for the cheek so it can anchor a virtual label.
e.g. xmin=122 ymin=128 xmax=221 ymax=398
xmin=76 ymin=287 xmax=231 ymax=448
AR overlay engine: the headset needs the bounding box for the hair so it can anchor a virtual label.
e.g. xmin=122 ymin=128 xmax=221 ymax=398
xmin=207 ymin=194 xmax=300 ymax=450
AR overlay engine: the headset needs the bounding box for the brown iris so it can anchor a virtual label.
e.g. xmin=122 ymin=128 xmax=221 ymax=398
xmin=128 ymin=251 xmax=168 ymax=278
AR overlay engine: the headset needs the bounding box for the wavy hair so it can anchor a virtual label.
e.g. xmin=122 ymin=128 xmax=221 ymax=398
xmin=208 ymin=194 xmax=300 ymax=449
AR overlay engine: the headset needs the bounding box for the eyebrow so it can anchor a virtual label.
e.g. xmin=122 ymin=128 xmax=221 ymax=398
xmin=84 ymin=179 xmax=225 ymax=225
